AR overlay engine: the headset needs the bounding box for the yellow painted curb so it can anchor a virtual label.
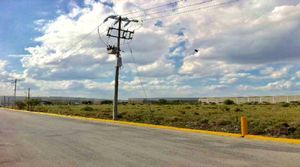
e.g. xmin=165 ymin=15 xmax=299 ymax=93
xmin=245 ymin=135 xmax=300 ymax=145
xmin=2 ymin=108 xmax=240 ymax=138
xmin=2 ymin=108 xmax=300 ymax=144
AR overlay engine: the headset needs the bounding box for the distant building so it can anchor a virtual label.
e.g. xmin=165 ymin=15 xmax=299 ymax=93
xmin=0 ymin=96 xmax=108 ymax=106
xmin=198 ymin=95 xmax=300 ymax=104
xmin=128 ymin=98 xmax=199 ymax=103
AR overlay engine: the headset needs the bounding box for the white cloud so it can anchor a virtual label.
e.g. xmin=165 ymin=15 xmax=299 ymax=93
xmin=260 ymin=66 xmax=290 ymax=79
xmin=295 ymin=71 xmax=300 ymax=78
xmin=8 ymin=0 xmax=300 ymax=98
xmin=259 ymin=80 xmax=294 ymax=91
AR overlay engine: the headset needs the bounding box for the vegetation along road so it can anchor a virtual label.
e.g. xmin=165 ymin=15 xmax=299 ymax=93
xmin=18 ymin=100 xmax=300 ymax=139
xmin=0 ymin=108 xmax=300 ymax=167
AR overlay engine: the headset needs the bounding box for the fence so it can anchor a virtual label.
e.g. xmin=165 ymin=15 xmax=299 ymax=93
xmin=198 ymin=96 xmax=300 ymax=104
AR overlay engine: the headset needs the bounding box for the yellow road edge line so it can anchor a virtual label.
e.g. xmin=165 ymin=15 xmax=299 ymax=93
xmin=3 ymin=108 xmax=300 ymax=144
xmin=244 ymin=135 xmax=300 ymax=144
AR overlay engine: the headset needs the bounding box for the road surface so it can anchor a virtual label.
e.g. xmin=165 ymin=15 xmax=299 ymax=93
xmin=0 ymin=109 xmax=299 ymax=167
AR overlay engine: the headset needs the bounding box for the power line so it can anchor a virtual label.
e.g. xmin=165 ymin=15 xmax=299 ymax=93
xmin=127 ymin=43 xmax=153 ymax=113
xmin=140 ymin=0 xmax=239 ymax=21
xmin=122 ymin=0 xmax=185 ymax=16
xmin=97 ymin=24 xmax=109 ymax=46
xmin=58 ymin=22 xmax=107 ymax=59
xmin=131 ymin=0 xmax=214 ymax=19
xmin=62 ymin=24 xmax=102 ymax=54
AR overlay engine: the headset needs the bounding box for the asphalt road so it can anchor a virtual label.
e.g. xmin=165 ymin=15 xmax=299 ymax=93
xmin=0 ymin=109 xmax=299 ymax=167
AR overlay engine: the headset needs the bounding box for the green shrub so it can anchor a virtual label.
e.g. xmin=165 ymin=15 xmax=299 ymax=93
xmin=261 ymin=101 xmax=271 ymax=105
xmin=223 ymin=99 xmax=235 ymax=105
xmin=290 ymin=101 xmax=300 ymax=105
xmin=81 ymin=106 xmax=94 ymax=111
xmin=246 ymin=101 xmax=259 ymax=105
xmin=234 ymin=107 xmax=243 ymax=112
xmin=16 ymin=101 xmax=26 ymax=109
xmin=280 ymin=102 xmax=290 ymax=107
xmin=82 ymin=101 xmax=93 ymax=105
xmin=179 ymin=111 xmax=186 ymax=114
xmin=101 ymin=100 xmax=113 ymax=104
xmin=219 ymin=106 xmax=230 ymax=112
xmin=26 ymin=99 xmax=41 ymax=106
xmin=216 ymin=119 xmax=231 ymax=126
xmin=158 ymin=99 xmax=168 ymax=104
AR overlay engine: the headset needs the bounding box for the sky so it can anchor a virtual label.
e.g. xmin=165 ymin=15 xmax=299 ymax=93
xmin=0 ymin=0 xmax=300 ymax=99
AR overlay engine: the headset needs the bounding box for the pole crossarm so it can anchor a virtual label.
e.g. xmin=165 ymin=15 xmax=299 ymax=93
xmin=107 ymin=27 xmax=134 ymax=40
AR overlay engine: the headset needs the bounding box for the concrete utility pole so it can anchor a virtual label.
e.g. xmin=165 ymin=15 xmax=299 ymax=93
xmin=14 ymin=79 xmax=17 ymax=105
xmin=11 ymin=79 xmax=23 ymax=106
xmin=104 ymin=15 xmax=139 ymax=120
xmin=113 ymin=16 xmax=122 ymax=120
xmin=27 ymin=88 xmax=31 ymax=100
xmin=3 ymin=96 xmax=6 ymax=107
xmin=27 ymin=88 xmax=31 ymax=110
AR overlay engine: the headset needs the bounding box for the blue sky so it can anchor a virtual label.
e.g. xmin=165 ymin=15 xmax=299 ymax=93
xmin=0 ymin=0 xmax=300 ymax=98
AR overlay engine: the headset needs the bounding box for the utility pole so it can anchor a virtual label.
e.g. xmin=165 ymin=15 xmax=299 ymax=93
xmin=27 ymin=88 xmax=31 ymax=110
xmin=27 ymin=88 xmax=31 ymax=100
xmin=11 ymin=79 xmax=23 ymax=107
xmin=14 ymin=79 xmax=17 ymax=106
xmin=112 ymin=16 xmax=121 ymax=120
xmin=104 ymin=15 xmax=139 ymax=120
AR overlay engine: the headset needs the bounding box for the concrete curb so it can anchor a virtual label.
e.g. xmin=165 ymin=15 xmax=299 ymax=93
xmin=2 ymin=107 xmax=300 ymax=145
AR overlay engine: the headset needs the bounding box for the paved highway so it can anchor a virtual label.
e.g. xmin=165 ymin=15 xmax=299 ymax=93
xmin=0 ymin=109 xmax=299 ymax=167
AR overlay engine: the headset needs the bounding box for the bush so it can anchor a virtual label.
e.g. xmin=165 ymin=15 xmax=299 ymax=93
xmin=171 ymin=100 xmax=182 ymax=104
xmin=81 ymin=106 xmax=94 ymax=111
xmin=234 ymin=107 xmax=243 ymax=112
xmin=245 ymin=101 xmax=259 ymax=105
xmin=101 ymin=100 xmax=113 ymax=104
xmin=158 ymin=99 xmax=168 ymax=104
xmin=26 ymin=99 xmax=41 ymax=110
xmin=219 ymin=105 xmax=230 ymax=112
xmin=27 ymin=99 xmax=41 ymax=106
xmin=261 ymin=101 xmax=271 ymax=105
xmin=290 ymin=101 xmax=300 ymax=105
xmin=216 ymin=119 xmax=231 ymax=126
xmin=16 ymin=101 xmax=26 ymax=109
xmin=280 ymin=102 xmax=290 ymax=107
xmin=223 ymin=99 xmax=235 ymax=105
xmin=82 ymin=101 xmax=93 ymax=105
xmin=179 ymin=111 xmax=186 ymax=114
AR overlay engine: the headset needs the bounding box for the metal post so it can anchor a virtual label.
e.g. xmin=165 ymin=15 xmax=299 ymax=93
xmin=113 ymin=16 xmax=122 ymax=120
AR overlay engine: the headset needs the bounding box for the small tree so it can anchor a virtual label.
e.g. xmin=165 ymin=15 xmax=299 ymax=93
xmin=16 ymin=101 xmax=26 ymax=109
xmin=101 ymin=100 xmax=113 ymax=104
xmin=223 ymin=99 xmax=235 ymax=105
xmin=158 ymin=99 xmax=168 ymax=104
xmin=26 ymin=99 xmax=41 ymax=110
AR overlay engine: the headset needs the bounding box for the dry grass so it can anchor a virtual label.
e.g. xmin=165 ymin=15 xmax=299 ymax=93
xmin=31 ymin=102 xmax=300 ymax=138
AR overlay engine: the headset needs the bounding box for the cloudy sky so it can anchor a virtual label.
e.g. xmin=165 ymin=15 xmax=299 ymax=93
xmin=0 ymin=0 xmax=300 ymax=99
